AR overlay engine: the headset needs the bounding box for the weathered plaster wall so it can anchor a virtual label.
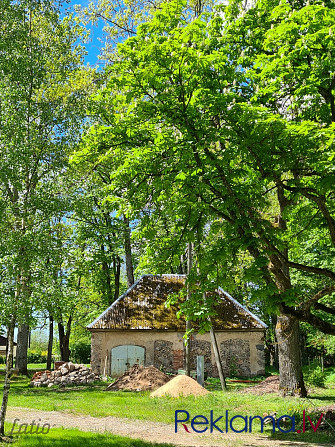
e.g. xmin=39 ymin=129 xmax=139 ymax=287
xmin=90 ymin=330 xmax=265 ymax=377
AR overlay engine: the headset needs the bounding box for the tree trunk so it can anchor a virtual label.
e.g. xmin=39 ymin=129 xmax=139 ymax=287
xmin=185 ymin=242 xmax=192 ymax=376
xmin=113 ymin=255 xmax=121 ymax=303
xmin=58 ymin=320 xmax=71 ymax=362
xmin=209 ymin=323 xmax=226 ymax=390
xmin=101 ymin=244 xmax=113 ymax=304
xmin=16 ymin=323 xmax=29 ymax=375
xmin=0 ymin=315 xmax=16 ymax=436
xmin=275 ymin=314 xmax=307 ymax=397
xmin=46 ymin=315 xmax=53 ymax=370
xmin=123 ymin=215 xmax=134 ymax=287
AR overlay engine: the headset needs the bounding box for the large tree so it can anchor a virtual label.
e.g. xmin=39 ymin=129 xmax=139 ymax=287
xmin=75 ymin=0 xmax=335 ymax=396
xmin=0 ymin=0 xmax=91 ymax=435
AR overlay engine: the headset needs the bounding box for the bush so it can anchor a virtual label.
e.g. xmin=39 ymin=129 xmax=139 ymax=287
xmin=304 ymin=363 xmax=325 ymax=387
xmin=27 ymin=350 xmax=47 ymax=364
xmin=70 ymin=339 xmax=91 ymax=364
xmin=325 ymin=372 xmax=335 ymax=388
xmin=0 ymin=355 xmax=6 ymax=364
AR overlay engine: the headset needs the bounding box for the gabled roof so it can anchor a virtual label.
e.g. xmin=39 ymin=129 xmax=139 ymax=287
xmin=0 ymin=335 xmax=17 ymax=346
xmin=87 ymin=274 xmax=267 ymax=331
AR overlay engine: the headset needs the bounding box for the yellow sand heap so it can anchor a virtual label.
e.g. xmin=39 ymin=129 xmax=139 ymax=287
xmin=150 ymin=374 xmax=210 ymax=398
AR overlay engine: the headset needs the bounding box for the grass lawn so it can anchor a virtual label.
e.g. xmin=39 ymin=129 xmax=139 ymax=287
xmin=0 ymin=426 xmax=174 ymax=447
xmin=1 ymin=375 xmax=335 ymax=444
xmin=0 ymin=364 xmax=47 ymax=371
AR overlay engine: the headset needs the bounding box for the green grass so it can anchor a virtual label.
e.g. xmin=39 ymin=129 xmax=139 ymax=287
xmin=0 ymin=364 xmax=50 ymax=371
xmin=1 ymin=375 xmax=335 ymax=444
xmin=0 ymin=426 xmax=174 ymax=447
xmin=3 ymin=376 xmax=335 ymax=427
xmin=4 ymin=376 xmax=334 ymax=422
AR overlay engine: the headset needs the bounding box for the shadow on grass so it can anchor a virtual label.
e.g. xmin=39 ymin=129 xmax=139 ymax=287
xmin=5 ymin=428 xmax=175 ymax=447
xmin=269 ymin=430 xmax=335 ymax=445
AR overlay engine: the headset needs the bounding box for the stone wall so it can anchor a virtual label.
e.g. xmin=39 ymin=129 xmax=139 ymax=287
xmin=189 ymin=339 xmax=213 ymax=376
xmin=154 ymin=340 xmax=174 ymax=373
xmin=220 ymin=339 xmax=251 ymax=376
xmin=90 ymin=329 xmax=265 ymax=377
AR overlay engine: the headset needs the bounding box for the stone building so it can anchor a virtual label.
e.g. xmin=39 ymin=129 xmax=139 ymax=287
xmin=87 ymin=274 xmax=267 ymax=377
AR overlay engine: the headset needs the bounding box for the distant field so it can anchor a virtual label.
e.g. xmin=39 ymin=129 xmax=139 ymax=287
xmin=0 ymin=364 xmax=91 ymax=372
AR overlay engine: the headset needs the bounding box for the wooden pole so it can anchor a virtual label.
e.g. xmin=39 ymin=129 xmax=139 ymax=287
xmin=209 ymin=320 xmax=227 ymax=390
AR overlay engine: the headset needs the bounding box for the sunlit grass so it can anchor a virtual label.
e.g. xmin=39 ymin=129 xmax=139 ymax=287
xmin=1 ymin=425 xmax=174 ymax=447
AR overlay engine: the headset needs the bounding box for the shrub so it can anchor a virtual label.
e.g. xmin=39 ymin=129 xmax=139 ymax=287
xmin=325 ymin=369 xmax=335 ymax=388
xmin=304 ymin=363 xmax=325 ymax=387
xmin=27 ymin=350 xmax=47 ymax=364
xmin=0 ymin=355 xmax=6 ymax=364
xmin=70 ymin=339 xmax=91 ymax=364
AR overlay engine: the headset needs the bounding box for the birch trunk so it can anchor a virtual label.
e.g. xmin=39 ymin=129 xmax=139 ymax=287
xmin=46 ymin=315 xmax=53 ymax=370
xmin=0 ymin=315 xmax=16 ymax=436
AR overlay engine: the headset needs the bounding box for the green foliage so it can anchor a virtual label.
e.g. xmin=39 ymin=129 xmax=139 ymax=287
xmin=74 ymin=0 xmax=335 ymax=343
xmin=70 ymin=339 xmax=91 ymax=364
xmin=29 ymin=332 xmax=49 ymax=353
xmin=324 ymin=368 xmax=335 ymax=388
xmin=303 ymin=363 xmax=326 ymax=388
xmin=27 ymin=350 xmax=47 ymax=364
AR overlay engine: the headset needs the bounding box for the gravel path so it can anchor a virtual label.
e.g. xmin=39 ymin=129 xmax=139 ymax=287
xmin=6 ymin=406 xmax=326 ymax=447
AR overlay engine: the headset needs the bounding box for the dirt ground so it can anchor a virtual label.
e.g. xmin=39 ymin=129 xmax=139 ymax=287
xmin=106 ymin=364 xmax=171 ymax=392
xmin=6 ymin=406 xmax=327 ymax=447
xmin=241 ymin=376 xmax=280 ymax=395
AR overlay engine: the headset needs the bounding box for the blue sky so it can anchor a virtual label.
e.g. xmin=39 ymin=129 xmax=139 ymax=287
xmin=65 ymin=0 xmax=106 ymax=67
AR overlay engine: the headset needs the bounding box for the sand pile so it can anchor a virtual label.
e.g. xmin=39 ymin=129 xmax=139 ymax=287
xmin=241 ymin=375 xmax=279 ymax=395
xmin=150 ymin=374 xmax=210 ymax=398
xmin=106 ymin=364 xmax=171 ymax=392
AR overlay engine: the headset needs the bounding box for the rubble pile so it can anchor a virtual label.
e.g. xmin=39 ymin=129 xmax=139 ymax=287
xmin=30 ymin=362 xmax=99 ymax=387
xmin=106 ymin=364 xmax=171 ymax=392
xmin=241 ymin=375 xmax=279 ymax=395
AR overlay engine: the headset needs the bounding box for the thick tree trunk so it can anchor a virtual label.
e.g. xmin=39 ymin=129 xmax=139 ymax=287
xmin=123 ymin=215 xmax=134 ymax=287
xmin=267 ymin=315 xmax=279 ymax=370
xmin=16 ymin=323 xmax=29 ymax=375
xmin=0 ymin=315 xmax=15 ymax=436
xmin=276 ymin=314 xmax=307 ymax=397
xmin=58 ymin=320 xmax=71 ymax=362
xmin=46 ymin=315 xmax=53 ymax=370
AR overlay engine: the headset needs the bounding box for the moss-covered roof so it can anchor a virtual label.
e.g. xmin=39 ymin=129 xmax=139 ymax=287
xmin=87 ymin=274 xmax=267 ymax=331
